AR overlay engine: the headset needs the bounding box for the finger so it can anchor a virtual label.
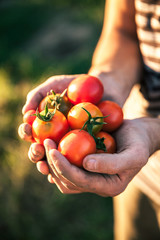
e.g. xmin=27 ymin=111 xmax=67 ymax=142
xmin=28 ymin=143 xmax=45 ymax=163
xmin=44 ymin=138 xmax=57 ymax=156
xmin=22 ymin=75 xmax=79 ymax=114
xmin=49 ymin=174 xmax=82 ymax=194
xmin=46 ymin=147 xmax=82 ymax=193
xmin=43 ymin=138 xmax=61 ymax=182
xmin=44 ymin=75 xmax=80 ymax=93
xmin=43 ymin=138 xmax=57 ymax=173
xmin=18 ymin=123 xmax=33 ymax=142
xmin=83 ymin=145 xmax=147 ymax=174
xmin=22 ymin=90 xmax=44 ymax=114
xmin=47 ymin=173 xmax=55 ymax=183
xmin=47 ymin=166 xmax=82 ymax=193
xmin=48 ymin=158 xmax=81 ymax=194
xmin=37 ymin=161 xmax=50 ymax=175
xmin=48 ymin=149 xmax=109 ymax=192
xmin=49 ymin=149 xmax=127 ymax=196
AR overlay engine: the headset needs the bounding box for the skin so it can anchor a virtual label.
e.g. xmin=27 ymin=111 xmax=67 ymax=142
xmin=18 ymin=0 xmax=160 ymax=196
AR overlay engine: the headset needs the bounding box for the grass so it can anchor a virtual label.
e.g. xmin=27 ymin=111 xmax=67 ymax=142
xmin=0 ymin=1 xmax=113 ymax=239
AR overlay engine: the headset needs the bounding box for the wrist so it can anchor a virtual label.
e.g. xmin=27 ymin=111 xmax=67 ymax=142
xmin=88 ymin=69 xmax=126 ymax=107
xmin=134 ymin=117 xmax=160 ymax=156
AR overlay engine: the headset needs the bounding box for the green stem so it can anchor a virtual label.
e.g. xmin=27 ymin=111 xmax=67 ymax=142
xmin=35 ymin=104 xmax=56 ymax=122
xmin=81 ymin=107 xmax=107 ymax=151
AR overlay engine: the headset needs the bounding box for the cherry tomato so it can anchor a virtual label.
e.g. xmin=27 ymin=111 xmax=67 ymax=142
xmin=98 ymin=101 xmax=123 ymax=132
xmin=67 ymin=102 xmax=104 ymax=134
xmin=23 ymin=110 xmax=36 ymax=126
xmin=32 ymin=109 xmax=69 ymax=144
xmin=58 ymin=129 xmax=96 ymax=167
xmin=95 ymin=131 xmax=116 ymax=153
xmin=39 ymin=90 xmax=72 ymax=116
xmin=67 ymin=74 xmax=104 ymax=105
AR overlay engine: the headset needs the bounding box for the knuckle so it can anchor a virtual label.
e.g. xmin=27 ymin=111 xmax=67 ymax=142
xmin=26 ymin=90 xmax=35 ymax=101
xmin=29 ymin=144 xmax=44 ymax=163
xmin=23 ymin=123 xmax=32 ymax=135
xmin=29 ymin=156 xmax=38 ymax=163
xmin=46 ymin=76 xmax=56 ymax=83
xmin=18 ymin=123 xmax=32 ymax=141
xmin=31 ymin=143 xmax=45 ymax=160
xmin=28 ymin=151 xmax=37 ymax=163
xmin=106 ymin=160 xmax=119 ymax=175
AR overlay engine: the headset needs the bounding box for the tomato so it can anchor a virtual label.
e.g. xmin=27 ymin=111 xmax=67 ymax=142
xmin=67 ymin=74 xmax=104 ymax=105
xmin=38 ymin=90 xmax=72 ymax=116
xmin=23 ymin=110 xmax=36 ymax=126
xmin=98 ymin=101 xmax=123 ymax=132
xmin=58 ymin=129 xmax=96 ymax=167
xmin=67 ymin=102 xmax=104 ymax=134
xmin=95 ymin=131 xmax=116 ymax=153
xmin=32 ymin=109 xmax=69 ymax=144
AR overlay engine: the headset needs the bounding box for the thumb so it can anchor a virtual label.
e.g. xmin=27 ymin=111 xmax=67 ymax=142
xmin=43 ymin=139 xmax=57 ymax=170
xmin=44 ymin=138 xmax=57 ymax=154
xmin=83 ymin=150 xmax=135 ymax=175
xmin=22 ymin=90 xmax=44 ymax=114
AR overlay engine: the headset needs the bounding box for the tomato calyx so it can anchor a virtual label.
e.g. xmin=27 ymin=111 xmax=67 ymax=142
xmin=48 ymin=89 xmax=67 ymax=111
xmin=81 ymin=107 xmax=107 ymax=133
xmin=94 ymin=136 xmax=107 ymax=152
xmin=81 ymin=107 xmax=107 ymax=152
xmin=35 ymin=104 xmax=56 ymax=122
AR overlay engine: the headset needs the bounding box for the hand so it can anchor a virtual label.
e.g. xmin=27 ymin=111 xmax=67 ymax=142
xmin=41 ymin=118 xmax=160 ymax=196
xmin=18 ymin=68 xmax=139 ymax=165
xmin=18 ymin=74 xmax=80 ymax=162
xmin=22 ymin=74 xmax=81 ymax=114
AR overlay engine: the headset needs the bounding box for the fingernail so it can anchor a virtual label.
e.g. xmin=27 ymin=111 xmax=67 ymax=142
xmin=84 ymin=159 xmax=96 ymax=170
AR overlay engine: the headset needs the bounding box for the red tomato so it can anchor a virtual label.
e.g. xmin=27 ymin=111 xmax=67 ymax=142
xmin=38 ymin=91 xmax=72 ymax=117
xmin=67 ymin=74 xmax=104 ymax=105
xmin=23 ymin=110 xmax=36 ymax=126
xmin=95 ymin=131 xmax=116 ymax=153
xmin=67 ymin=102 xmax=103 ymax=134
xmin=58 ymin=129 xmax=96 ymax=167
xmin=98 ymin=101 xmax=123 ymax=132
xmin=32 ymin=109 xmax=69 ymax=144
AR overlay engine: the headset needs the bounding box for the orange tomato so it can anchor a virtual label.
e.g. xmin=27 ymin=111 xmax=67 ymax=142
xmin=32 ymin=109 xmax=69 ymax=144
xmin=67 ymin=102 xmax=103 ymax=134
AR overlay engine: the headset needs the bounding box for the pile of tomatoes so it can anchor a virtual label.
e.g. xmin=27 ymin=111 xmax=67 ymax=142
xmin=23 ymin=74 xmax=123 ymax=167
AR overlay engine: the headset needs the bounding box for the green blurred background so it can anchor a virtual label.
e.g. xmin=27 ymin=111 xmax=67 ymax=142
xmin=0 ymin=0 xmax=113 ymax=239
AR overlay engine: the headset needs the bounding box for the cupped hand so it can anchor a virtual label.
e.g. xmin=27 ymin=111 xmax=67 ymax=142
xmin=41 ymin=118 xmax=158 ymax=196
xmin=18 ymin=74 xmax=81 ymax=163
xmin=22 ymin=74 xmax=80 ymax=114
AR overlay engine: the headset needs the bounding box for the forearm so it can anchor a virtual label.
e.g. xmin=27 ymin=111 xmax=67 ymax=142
xmin=89 ymin=0 xmax=143 ymax=107
xmin=89 ymin=34 xmax=143 ymax=107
